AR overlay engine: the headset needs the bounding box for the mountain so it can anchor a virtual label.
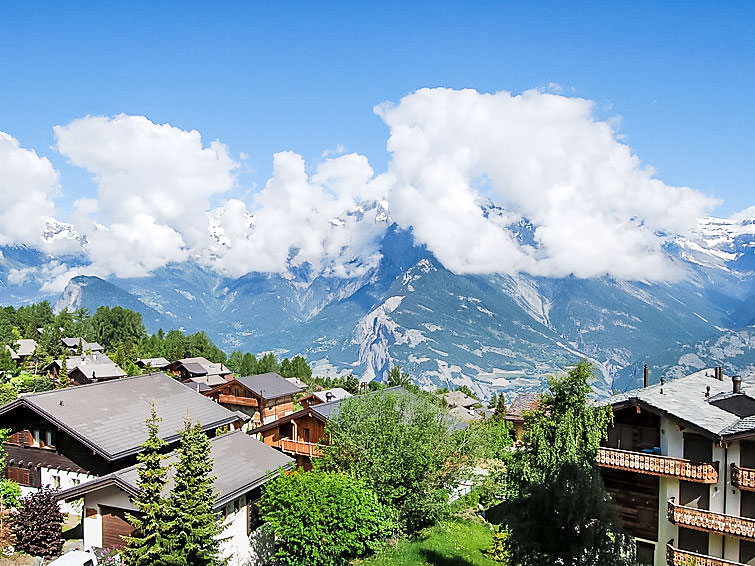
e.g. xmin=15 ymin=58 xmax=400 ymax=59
xmin=2 ymin=214 xmax=755 ymax=400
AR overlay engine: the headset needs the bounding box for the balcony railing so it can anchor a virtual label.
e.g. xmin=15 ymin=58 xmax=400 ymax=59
xmin=597 ymin=447 xmax=718 ymax=483
xmin=217 ymin=394 xmax=258 ymax=407
xmin=666 ymin=540 xmax=747 ymax=566
xmin=271 ymin=438 xmax=325 ymax=458
xmin=731 ymin=464 xmax=755 ymax=492
xmin=667 ymin=498 xmax=755 ymax=541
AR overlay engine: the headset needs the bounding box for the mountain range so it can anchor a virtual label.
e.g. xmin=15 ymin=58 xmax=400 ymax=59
xmin=1 ymin=211 xmax=754 ymax=400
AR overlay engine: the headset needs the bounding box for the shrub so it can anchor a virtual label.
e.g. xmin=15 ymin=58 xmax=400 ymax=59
xmin=12 ymin=487 xmax=64 ymax=558
xmin=260 ymin=470 xmax=393 ymax=566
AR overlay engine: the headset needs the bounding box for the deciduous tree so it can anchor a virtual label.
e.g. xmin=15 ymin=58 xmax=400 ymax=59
xmin=261 ymin=470 xmax=392 ymax=566
xmin=320 ymin=390 xmax=461 ymax=533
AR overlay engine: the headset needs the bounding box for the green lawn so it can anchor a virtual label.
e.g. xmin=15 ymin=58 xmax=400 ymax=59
xmin=357 ymin=518 xmax=500 ymax=566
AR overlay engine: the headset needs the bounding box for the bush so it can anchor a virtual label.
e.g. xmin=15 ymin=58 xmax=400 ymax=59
xmin=12 ymin=487 xmax=64 ymax=559
xmin=260 ymin=470 xmax=393 ymax=566
xmin=0 ymin=479 xmax=21 ymax=508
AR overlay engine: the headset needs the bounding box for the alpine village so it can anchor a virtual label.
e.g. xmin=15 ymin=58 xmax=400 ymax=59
xmin=0 ymin=301 xmax=750 ymax=566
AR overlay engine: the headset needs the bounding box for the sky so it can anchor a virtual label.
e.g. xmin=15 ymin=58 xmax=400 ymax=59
xmin=0 ymin=1 xmax=753 ymax=290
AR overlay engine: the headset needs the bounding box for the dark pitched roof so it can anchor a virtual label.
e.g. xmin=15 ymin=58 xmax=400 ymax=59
xmin=235 ymin=373 xmax=303 ymax=399
xmin=601 ymin=368 xmax=755 ymax=439
xmin=505 ymin=392 xmax=541 ymax=421
xmin=57 ymin=430 xmax=293 ymax=509
xmin=62 ymin=337 xmax=103 ymax=351
xmin=136 ymin=357 xmax=170 ymax=369
xmin=168 ymin=357 xmax=231 ymax=377
xmin=0 ymin=373 xmax=241 ymax=461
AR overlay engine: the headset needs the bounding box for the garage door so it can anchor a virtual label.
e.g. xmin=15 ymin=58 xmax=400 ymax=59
xmin=100 ymin=505 xmax=134 ymax=549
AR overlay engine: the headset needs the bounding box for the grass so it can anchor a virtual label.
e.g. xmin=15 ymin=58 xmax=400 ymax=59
xmin=356 ymin=517 xmax=500 ymax=566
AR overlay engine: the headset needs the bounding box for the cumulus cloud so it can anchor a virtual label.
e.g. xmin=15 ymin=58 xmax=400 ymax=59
xmin=54 ymin=114 xmax=238 ymax=277
xmin=208 ymin=151 xmax=390 ymax=278
xmin=0 ymin=90 xmax=730 ymax=290
xmin=0 ymin=132 xmax=60 ymax=247
xmin=377 ymin=88 xmax=719 ymax=279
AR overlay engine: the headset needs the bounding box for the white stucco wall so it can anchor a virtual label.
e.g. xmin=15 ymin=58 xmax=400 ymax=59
xmin=41 ymin=467 xmax=96 ymax=515
xmin=218 ymin=496 xmax=274 ymax=566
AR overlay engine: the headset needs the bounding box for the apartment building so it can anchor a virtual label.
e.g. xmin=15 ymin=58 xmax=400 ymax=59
xmin=598 ymin=367 xmax=755 ymax=566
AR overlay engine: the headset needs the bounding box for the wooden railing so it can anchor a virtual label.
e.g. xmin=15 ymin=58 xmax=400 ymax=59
xmin=597 ymin=447 xmax=718 ymax=483
xmin=217 ymin=394 xmax=258 ymax=407
xmin=667 ymin=498 xmax=755 ymax=541
xmin=731 ymin=464 xmax=755 ymax=492
xmin=272 ymin=438 xmax=325 ymax=458
xmin=666 ymin=539 xmax=747 ymax=566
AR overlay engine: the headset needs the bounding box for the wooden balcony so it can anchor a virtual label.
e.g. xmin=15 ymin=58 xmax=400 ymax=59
xmin=217 ymin=394 xmax=258 ymax=407
xmin=272 ymin=438 xmax=325 ymax=458
xmin=597 ymin=447 xmax=718 ymax=483
xmin=666 ymin=540 xmax=747 ymax=566
xmin=731 ymin=464 xmax=755 ymax=492
xmin=667 ymin=498 xmax=755 ymax=541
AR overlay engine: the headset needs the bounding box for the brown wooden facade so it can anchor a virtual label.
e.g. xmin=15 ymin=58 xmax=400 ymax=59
xmin=204 ymin=379 xmax=295 ymax=426
xmin=0 ymin=406 xmax=125 ymax=488
xmin=254 ymin=408 xmax=327 ymax=468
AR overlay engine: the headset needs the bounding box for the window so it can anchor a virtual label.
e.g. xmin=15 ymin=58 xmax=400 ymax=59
xmin=72 ymin=478 xmax=81 ymax=486
xmin=234 ymin=499 xmax=241 ymax=513
xmin=303 ymin=428 xmax=310 ymax=442
xmin=51 ymin=475 xmax=61 ymax=489
xmin=32 ymin=429 xmax=41 ymax=447
xmin=6 ymin=466 xmax=30 ymax=486
xmin=45 ymin=430 xmax=55 ymax=449
xmin=635 ymin=541 xmax=654 ymax=566
xmin=247 ymin=500 xmax=262 ymax=535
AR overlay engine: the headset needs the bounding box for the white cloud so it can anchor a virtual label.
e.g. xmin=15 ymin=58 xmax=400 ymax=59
xmin=208 ymin=151 xmax=390 ymax=278
xmin=0 ymin=132 xmax=60 ymax=247
xmin=54 ymin=114 xmax=238 ymax=278
xmin=377 ymin=87 xmax=720 ymax=280
xmin=0 ymin=91 xmax=733 ymax=291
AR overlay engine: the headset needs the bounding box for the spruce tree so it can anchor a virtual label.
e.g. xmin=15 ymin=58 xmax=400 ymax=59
xmin=55 ymin=357 xmax=69 ymax=389
xmin=162 ymin=419 xmax=223 ymax=566
xmin=123 ymin=404 xmax=170 ymax=566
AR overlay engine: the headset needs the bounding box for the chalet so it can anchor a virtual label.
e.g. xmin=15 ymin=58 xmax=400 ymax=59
xmin=4 ymin=339 xmax=38 ymax=364
xmin=442 ymin=390 xmax=478 ymax=410
xmin=57 ymin=430 xmax=294 ymax=565
xmin=166 ymin=357 xmax=233 ymax=388
xmin=504 ymin=391 xmax=540 ymax=441
xmin=62 ymin=337 xmax=104 ymax=354
xmin=204 ymin=373 xmax=303 ymax=427
xmin=0 ymin=372 xmax=241 ymax=510
xmin=299 ymin=387 xmax=351 ymax=408
xmin=135 ymin=357 xmax=170 ymax=371
xmin=597 ymin=367 xmax=755 ymax=566
xmin=44 ymin=353 xmax=127 ymax=385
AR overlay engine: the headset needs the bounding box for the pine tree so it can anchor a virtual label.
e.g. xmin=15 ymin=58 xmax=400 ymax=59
xmin=493 ymin=393 xmax=507 ymax=421
xmin=123 ymin=404 xmax=170 ymax=566
xmin=56 ymin=357 xmax=69 ymax=389
xmin=162 ymin=419 xmax=223 ymax=566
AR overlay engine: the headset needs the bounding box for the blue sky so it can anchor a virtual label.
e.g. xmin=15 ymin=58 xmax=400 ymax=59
xmin=1 ymin=1 xmax=753 ymax=216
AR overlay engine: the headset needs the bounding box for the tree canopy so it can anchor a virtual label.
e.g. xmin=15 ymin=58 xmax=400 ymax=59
xmin=319 ymin=389 xmax=463 ymax=533
xmin=498 ymin=360 xmax=634 ymax=566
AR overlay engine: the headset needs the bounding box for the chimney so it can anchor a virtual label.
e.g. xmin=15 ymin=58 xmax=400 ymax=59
xmin=717 ymin=366 xmax=724 ymax=381
xmin=705 ymin=385 xmax=710 ymax=398
xmin=733 ymin=375 xmax=742 ymax=394
xmin=643 ymin=364 xmax=649 ymax=388
xmin=325 ymin=392 xmax=334 ymax=402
